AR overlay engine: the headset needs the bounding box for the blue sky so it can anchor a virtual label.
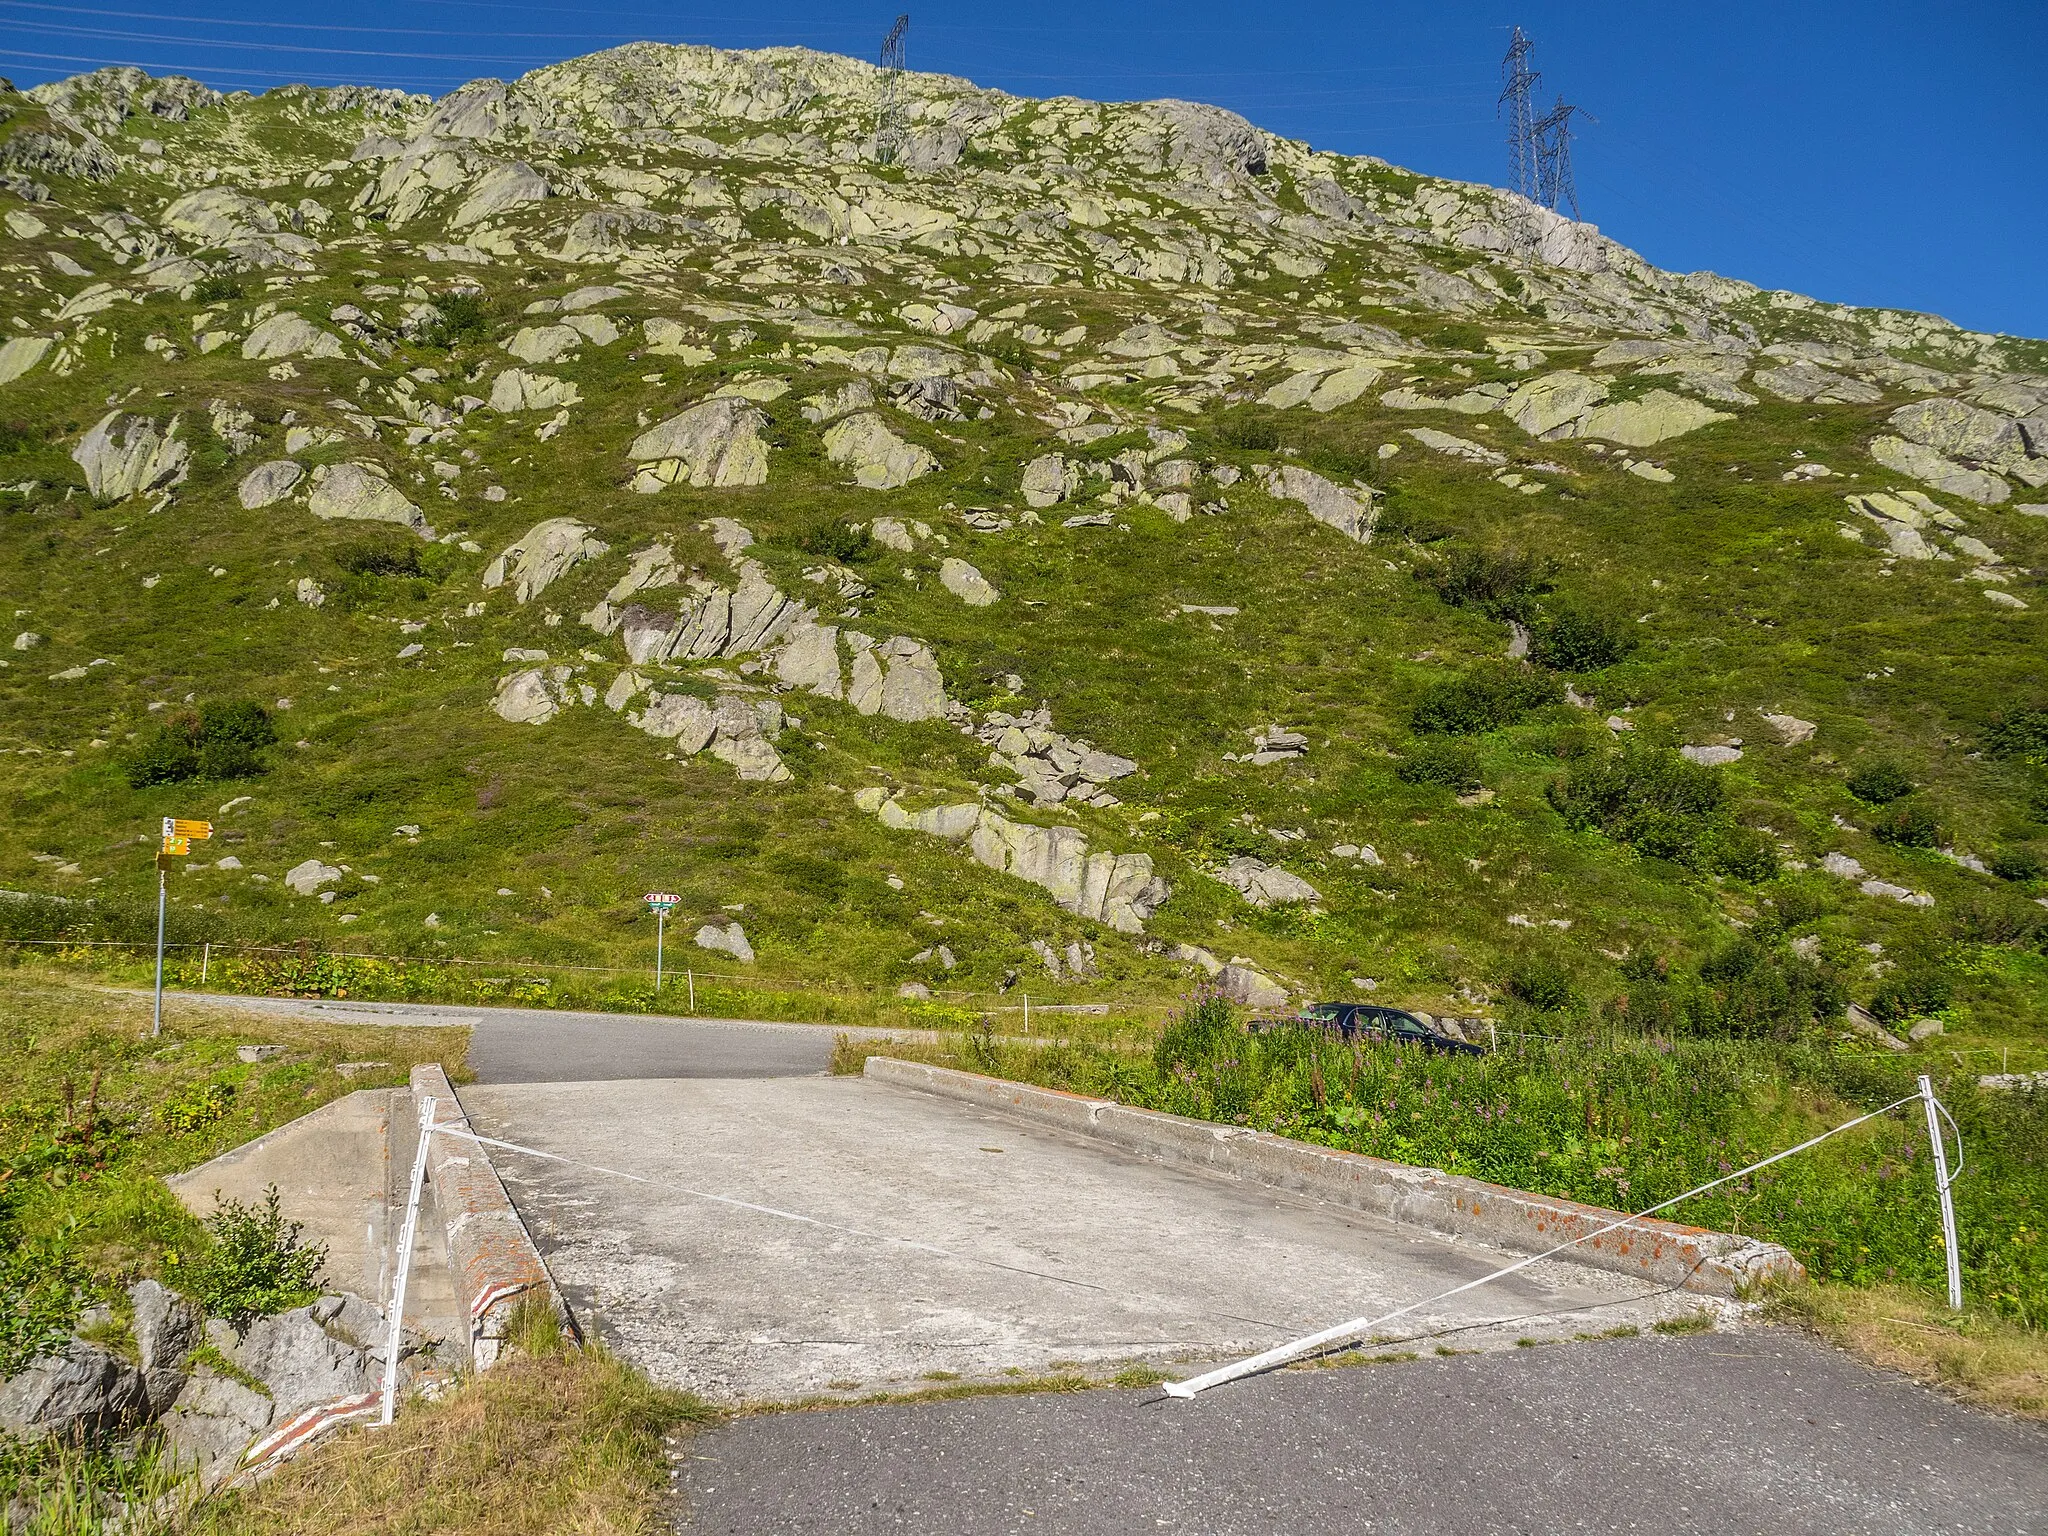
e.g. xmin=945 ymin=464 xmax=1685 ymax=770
xmin=6 ymin=1 xmax=2043 ymax=340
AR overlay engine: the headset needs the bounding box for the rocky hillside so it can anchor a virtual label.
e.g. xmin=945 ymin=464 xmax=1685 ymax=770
xmin=3 ymin=47 xmax=2047 ymax=1034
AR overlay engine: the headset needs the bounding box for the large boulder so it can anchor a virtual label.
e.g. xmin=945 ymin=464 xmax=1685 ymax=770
xmin=481 ymin=517 xmax=609 ymax=603
xmin=695 ymin=920 xmax=755 ymax=962
xmin=284 ymin=858 xmax=343 ymax=895
xmin=1752 ymin=361 xmax=1881 ymax=405
xmin=161 ymin=186 xmax=276 ymax=244
xmin=939 ymin=558 xmax=1000 ymax=607
xmin=237 ymin=458 xmax=303 ymax=510
xmin=1577 ymin=389 xmax=1732 ymax=447
xmin=0 ymin=334 xmax=51 ymax=385
xmin=775 ymin=621 xmax=842 ymax=699
xmin=1263 ymin=465 xmax=1375 ymax=542
xmin=1869 ymin=435 xmax=2009 ymax=505
xmin=635 ymin=691 xmax=790 ymax=782
xmin=1213 ymin=856 xmax=1322 ymax=907
xmin=225 ymin=1303 xmax=375 ymax=1421
xmin=449 ymin=160 xmax=548 ymax=228
xmin=1214 ymin=964 xmax=1288 ymax=1010
xmin=242 ymin=311 xmax=343 ymax=362
xmin=822 ymin=412 xmax=939 ymax=489
xmin=844 ymin=633 xmax=947 ymax=722
xmin=307 ymin=463 xmax=433 ymax=535
xmin=1886 ymin=398 xmax=2024 ymax=469
xmin=489 ymin=368 xmax=581 ymax=413
xmin=1502 ymin=370 xmax=1608 ymax=437
xmin=73 ymin=411 xmax=190 ymax=502
xmin=1020 ymin=452 xmax=1080 ymax=507
xmin=492 ymin=666 xmax=573 ymax=725
xmin=628 ymin=398 xmax=770 ymax=489
xmin=0 ymin=1340 xmax=149 ymax=1441
xmin=130 ymin=1278 xmax=203 ymax=1414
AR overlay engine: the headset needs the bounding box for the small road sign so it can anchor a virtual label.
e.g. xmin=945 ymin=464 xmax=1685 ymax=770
xmin=163 ymin=817 xmax=213 ymax=839
xmin=645 ymin=892 xmax=679 ymax=911
xmin=160 ymin=835 xmax=190 ymax=857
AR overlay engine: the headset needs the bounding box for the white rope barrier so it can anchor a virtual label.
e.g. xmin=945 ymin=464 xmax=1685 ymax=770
xmin=1161 ymin=1088 xmax=1940 ymax=1399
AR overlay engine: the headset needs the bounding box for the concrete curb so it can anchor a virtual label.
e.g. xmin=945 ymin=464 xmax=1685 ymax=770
xmin=864 ymin=1058 xmax=1804 ymax=1298
xmin=410 ymin=1064 xmax=568 ymax=1367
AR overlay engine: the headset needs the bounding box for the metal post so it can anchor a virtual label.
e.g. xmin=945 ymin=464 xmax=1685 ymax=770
xmin=151 ymin=868 xmax=167 ymax=1038
xmin=1022 ymin=992 xmax=1029 ymax=1035
xmin=200 ymin=941 xmax=210 ymax=986
xmin=381 ymin=1094 xmax=436 ymax=1426
xmin=655 ymin=910 xmax=665 ymax=996
xmin=1918 ymin=1074 xmax=1963 ymax=1310
xmin=687 ymin=969 xmax=695 ymax=1013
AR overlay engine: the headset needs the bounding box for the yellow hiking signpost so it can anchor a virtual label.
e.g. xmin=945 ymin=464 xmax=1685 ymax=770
xmin=152 ymin=817 xmax=212 ymax=1037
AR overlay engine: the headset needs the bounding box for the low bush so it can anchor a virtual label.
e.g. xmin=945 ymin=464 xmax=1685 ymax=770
xmin=1411 ymin=665 xmax=1561 ymax=734
xmin=1393 ymin=737 xmax=1483 ymax=793
xmin=413 ymin=290 xmax=490 ymax=349
xmin=1529 ymin=605 xmax=1637 ymax=673
xmin=792 ymin=517 xmax=877 ymax=565
xmin=122 ymin=702 xmax=278 ymax=788
xmin=1991 ymin=846 xmax=2048 ymax=884
xmin=1708 ymin=824 xmax=1781 ymax=883
xmin=1871 ymin=799 xmax=1942 ymax=849
xmin=172 ymin=1186 xmax=326 ymax=1331
xmin=1546 ymin=742 xmax=1727 ymax=865
xmin=1213 ymin=411 xmax=1279 ymax=451
xmin=1984 ymin=705 xmax=2048 ymax=765
xmin=1847 ymin=759 xmax=1916 ymax=805
xmin=1417 ymin=546 xmax=1555 ymax=622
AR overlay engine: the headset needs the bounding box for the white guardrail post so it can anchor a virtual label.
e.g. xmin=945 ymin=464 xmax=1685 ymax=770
xmin=1918 ymin=1074 xmax=1964 ymax=1310
xmin=379 ymin=1094 xmax=436 ymax=1426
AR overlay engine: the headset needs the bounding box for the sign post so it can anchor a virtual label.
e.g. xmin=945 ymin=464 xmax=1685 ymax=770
xmin=152 ymin=818 xmax=211 ymax=1038
xmin=644 ymin=892 xmax=678 ymax=996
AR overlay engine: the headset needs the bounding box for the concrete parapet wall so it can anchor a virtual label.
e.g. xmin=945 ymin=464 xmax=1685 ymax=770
xmin=410 ymin=1064 xmax=565 ymax=1367
xmin=865 ymin=1058 xmax=1803 ymax=1298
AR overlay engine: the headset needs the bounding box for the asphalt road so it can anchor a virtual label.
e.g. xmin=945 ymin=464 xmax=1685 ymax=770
xmin=675 ymin=1330 xmax=2048 ymax=1535
xmin=154 ymin=991 xmax=859 ymax=1080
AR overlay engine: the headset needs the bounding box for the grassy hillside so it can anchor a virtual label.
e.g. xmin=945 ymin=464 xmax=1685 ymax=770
xmin=0 ymin=48 xmax=2044 ymax=1076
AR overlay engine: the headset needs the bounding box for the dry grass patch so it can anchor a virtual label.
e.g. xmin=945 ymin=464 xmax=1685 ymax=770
xmin=1765 ymin=1279 xmax=2048 ymax=1418
xmin=187 ymin=1308 xmax=716 ymax=1536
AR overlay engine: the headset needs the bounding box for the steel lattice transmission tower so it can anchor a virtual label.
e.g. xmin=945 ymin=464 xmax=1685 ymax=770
xmin=874 ymin=13 xmax=910 ymax=165
xmin=1497 ymin=26 xmax=1541 ymax=202
xmin=1534 ymin=96 xmax=1592 ymax=221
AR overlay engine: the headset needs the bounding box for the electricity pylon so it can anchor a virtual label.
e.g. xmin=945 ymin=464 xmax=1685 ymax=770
xmin=1497 ymin=26 xmax=1540 ymax=202
xmin=1534 ymin=96 xmax=1592 ymax=221
xmin=875 ymin=14 xmax=910 ymax=165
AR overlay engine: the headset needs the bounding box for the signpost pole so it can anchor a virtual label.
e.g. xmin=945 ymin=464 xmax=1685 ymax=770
xmin=655 ymin=909 xmax=665 ymax=995
xmin=151 ymin=864 xmax=167 ymax=1039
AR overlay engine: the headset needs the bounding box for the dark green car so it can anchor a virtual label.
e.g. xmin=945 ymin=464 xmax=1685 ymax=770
xmin=1257 ymin=1001 xmax=1485 ymax=1055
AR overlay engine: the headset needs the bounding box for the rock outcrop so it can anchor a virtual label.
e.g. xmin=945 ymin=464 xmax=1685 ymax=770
xmin=73 ymin=412 xmax=189 ymax=501
xmin=627 ymin=398 xmax=769 ymax=489
xmin=482 ymin=517 xmax=609 ymax=602
xmin=307 ymin=463 xmax=433 ymax=535
xmin=859 ymin=790 xmax=1170 ymax=933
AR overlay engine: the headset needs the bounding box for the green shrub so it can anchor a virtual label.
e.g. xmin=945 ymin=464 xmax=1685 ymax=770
xmin=159 ymin=1080 xmax=235 ymax=1136
xmin=1983 ymin=705 xmax=2048 ymax=764
xmin=1394 ymin=737 xmax=1483 ymax=793
xmin=1213 ymin=412 xmax=1279 ymax=451
xmin=1990 ymin=846 xmax=2047 ymax=884
xmin=1869 ymin=967 xmax=1954 ymax=1026
xmin=173 ymin=1187 xmax=326 ymax=1331
xmin=1411 ymin=665 xmax=1561 ymax=734
xmin=122 ymin=702 xmax=276 ymax=788
xmin=1153 ymin=990 xmax=1244 ymax=1074
xmin=190 ymin=273 xmax=243 ymax=305
xmin=414 ymin=290 xmax=490 ymax=348
xmin=1530 ymin=606 xmax=1637 ymax=673
xmin=793 ymin=517 xmax=877 ymax=564
xmin=334 ymin=539 xmax=424 ymax=577
xmin=1611 ymin=938 xmax=1844 ymax=1040
xmin=0 ymin=1240 xmax=84 ymax=1375
xmin=1547 ymin=743 xmax=1726 ymax=864
xmin=1709 ymin=825 xmax=1781 ymax=884
xmin=1505 ymin=958 xmax=1576 ymax=1012
xmin=1847 ymin=759 xmax=1915 ymax=805
xmin=1870 ymin=799 xmax=1942 ymax=849
xmin=1417 ymin=546 xmax=1555 ymax=621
